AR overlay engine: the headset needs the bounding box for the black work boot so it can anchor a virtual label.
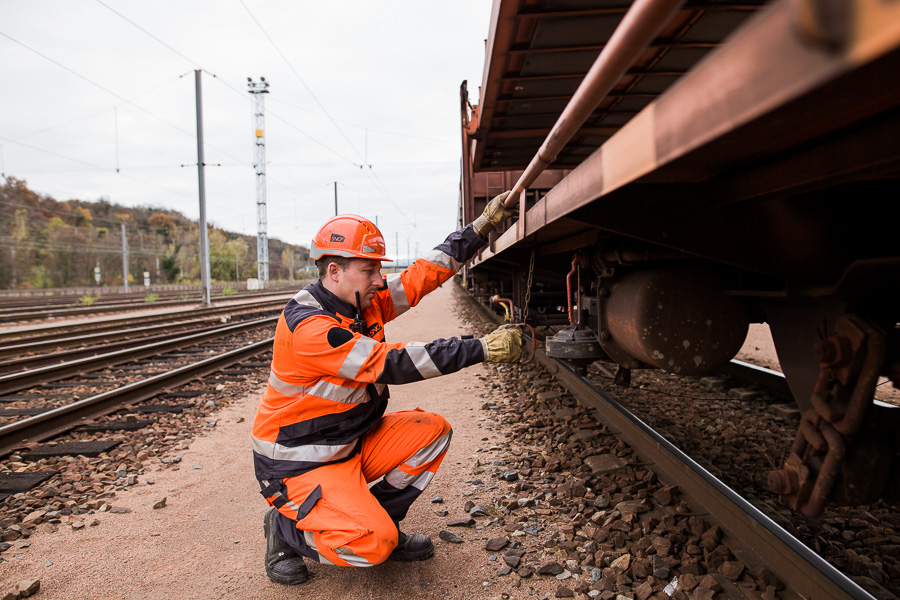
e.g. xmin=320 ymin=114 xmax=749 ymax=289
xmin=388 ymin=532 xmax=434 ymax=561
xmin=264 ymin=508 xmax=308 ymax=585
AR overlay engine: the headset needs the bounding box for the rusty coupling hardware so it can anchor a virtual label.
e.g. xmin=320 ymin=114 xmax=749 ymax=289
xmin=768 ymin=314 xmax=886 ymax=517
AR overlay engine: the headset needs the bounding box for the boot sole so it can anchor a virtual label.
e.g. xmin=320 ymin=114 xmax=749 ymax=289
xmin=388 ymin=546 xmax=435 ymax=562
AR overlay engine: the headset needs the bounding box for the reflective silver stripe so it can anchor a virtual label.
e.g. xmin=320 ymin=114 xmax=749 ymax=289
xmin=373 ymin=383 xmax=387 ymax=396
xmin=337 ymin=336 xmax=379 ymax=380
xmin=335 ymin=547 xmax=373 ymax=567
xmin=268 ymin=373 xmax=368 ymax=403
xmin=409 ymin=470 xmax=435 ymax=491
xmin=385 ymin=468 xmax=435 ymax=491
xmin=310 ymin=245 xmax=386 ymax=261
xmin=385 ymin=273 xmax=410 ymax=316
xmin=274 ymin=492 xmax=301 ymax=512
xmin=404 ymin=342 xmax=442 ymax=379
xmin=307 ymin=380 xmax=369 ymax=404
xmin=422 ymin=249 xmax=461 ymax=272
xmin=260 ymin=479 xmax=302 ymax=513
xmin=292 ymin=289 xmax=322 ymax=308
xmin=405 ymin=430 xmax=452 ymax=468
xmin=303 ymin=531 xmax=337 ymax=566
xmin=252 ymin=436 xmax=358 ymax=464
xmin=268 ymin=371 xmax=308 ymax=397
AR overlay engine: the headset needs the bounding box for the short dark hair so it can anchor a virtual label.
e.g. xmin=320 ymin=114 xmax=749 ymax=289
xmin=316 ymin=256 xmax=354 ymax=280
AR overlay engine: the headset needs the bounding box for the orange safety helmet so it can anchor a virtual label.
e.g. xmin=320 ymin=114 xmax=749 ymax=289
xmin=309 ymin=214 xmax=393 ymax=262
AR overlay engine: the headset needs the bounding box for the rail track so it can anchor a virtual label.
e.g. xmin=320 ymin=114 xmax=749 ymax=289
xmin=0 ymin=287 xmax=297 ymax=324
xmin=0 ymin=294 xmax=290 ymax=345
xmin=0 ymin=296 xmax=284 ymax=517
xmin=464 ymin=289 xmax=893 ymax=600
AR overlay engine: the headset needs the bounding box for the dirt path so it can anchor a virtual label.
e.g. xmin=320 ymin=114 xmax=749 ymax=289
xmin=0 ymin=283 xmax=535 ymax=600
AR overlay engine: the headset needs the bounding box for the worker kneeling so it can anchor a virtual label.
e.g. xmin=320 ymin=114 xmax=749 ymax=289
xmin=251 ymin=192 xmax=522 ymax=584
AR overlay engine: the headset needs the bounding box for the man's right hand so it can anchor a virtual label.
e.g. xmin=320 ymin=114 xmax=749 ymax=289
xmin=473 ymin=191 xmax=517 ymax=237
xmin=481 ymin=324 xmax=524 ymax=363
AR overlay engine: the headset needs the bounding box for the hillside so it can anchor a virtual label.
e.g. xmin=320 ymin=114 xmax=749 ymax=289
xmin=0 ymin=177 xmax=309 ymax=289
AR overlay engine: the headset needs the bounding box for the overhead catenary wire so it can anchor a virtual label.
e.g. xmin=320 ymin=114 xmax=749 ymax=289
xmin=2 ymin=3 xmax=446 ymax=251
xmin=84 ymin=4 xmax=400 ymax=225
xmin=0 ymin=30 xmax=253 ymax=172
xmin=6 ymin=74 xmax=187 ymax=144
xmin=0 ymin=135 xmax=197 ymax=202
xmin=237 ymin=0 xmax=416 ymax=229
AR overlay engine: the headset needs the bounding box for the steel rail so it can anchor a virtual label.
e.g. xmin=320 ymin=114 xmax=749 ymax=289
xmin=0 ymin=289 xmax=291 ymax=323
xmin=0 ymin=321 xmax=242 ymax=375
xmin=534 ymin=350 xmax=874 ymax=600
xmin=501 ymin=0 xmax=687 ymax=209
xmin=0 ymin=287 xmax=295 ymax=313
xmin=0 ymin=316 xmax=222 ymax=360
xmin=0 ymin=316 xmax=278 ymax=395
xmin=0 ymin=293 xmax=204 ymax=313
xmin=721 ymin=359 xmax=793 ymax=400
xmin=0 ymin=296 xmax=288 ymax=345
xmin=0 ymin=337 xmax=273 ymax=458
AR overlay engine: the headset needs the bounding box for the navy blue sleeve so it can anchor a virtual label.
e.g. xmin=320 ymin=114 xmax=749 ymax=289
xmin=375 ymin=337 xmax=485 ymax=384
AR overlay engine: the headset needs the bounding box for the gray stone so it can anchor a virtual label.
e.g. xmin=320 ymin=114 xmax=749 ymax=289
xmin=439 ymin=530 xmax=463 ymax=544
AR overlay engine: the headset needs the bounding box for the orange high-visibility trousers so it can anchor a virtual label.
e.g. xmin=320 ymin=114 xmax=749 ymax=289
xmin=270 ymin=409 xmax=451 ymax=567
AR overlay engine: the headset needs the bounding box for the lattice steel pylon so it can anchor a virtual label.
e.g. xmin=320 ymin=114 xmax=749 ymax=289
xmin=248 ymin=77 xmax=270 ymax=287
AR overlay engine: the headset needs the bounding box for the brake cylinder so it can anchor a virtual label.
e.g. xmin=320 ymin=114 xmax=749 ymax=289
xmin=601 ymin=266 xmax=750 ymax=375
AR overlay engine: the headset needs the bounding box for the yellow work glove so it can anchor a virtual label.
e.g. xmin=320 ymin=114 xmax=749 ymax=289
xmin=473 ymin=191 xmax=518 ymax=237
xmin=481 ymin=324 xmax=524 ymax=363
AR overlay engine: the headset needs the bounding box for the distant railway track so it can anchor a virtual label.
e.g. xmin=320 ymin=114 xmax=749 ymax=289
xmin=0 ymin=316 xmax=224 ymax=361
xmin=0 ymin=288 xmax=294 ymax=324
xmin=0 ymin=335 xmax=273 ymax=458
xmin=0 ymin=294 xmax=280 ymax=518
xmin=0 ymin=295 xmax=289 ymax=344
xmin=0 ymin=316 xmax=277 ymax=395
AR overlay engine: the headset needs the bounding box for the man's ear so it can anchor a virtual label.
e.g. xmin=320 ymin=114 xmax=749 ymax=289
xmin=327 ymin=261 xmax=342 ymax=282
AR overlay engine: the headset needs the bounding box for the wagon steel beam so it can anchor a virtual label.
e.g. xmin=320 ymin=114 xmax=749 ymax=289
xmin=500 ymin=0 xmax=690 ymax=209
xmin=473 ymin=0 xmax=900 ymax=269
xmin=515 ymin=2 xmax=764 ymax=20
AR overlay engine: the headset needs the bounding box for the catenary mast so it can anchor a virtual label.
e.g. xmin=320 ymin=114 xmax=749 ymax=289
xmin=248 ymin=77 xmax=270 ymax=287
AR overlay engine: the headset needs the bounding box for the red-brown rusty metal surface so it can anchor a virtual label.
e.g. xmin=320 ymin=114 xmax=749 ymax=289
xmin=601 ymin=265 xmax=749 ymax=375
xmin=501 ymin=0 xmax=689 ymax=209
xmin=468 ymin=0 xmax=900 ymax=281
xmin=769 ymin=314 xmax=890 ymax=516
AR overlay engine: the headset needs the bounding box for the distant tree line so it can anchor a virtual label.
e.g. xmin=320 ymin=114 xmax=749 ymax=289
xmin=0 ymin=177 xmax=310 ymax=289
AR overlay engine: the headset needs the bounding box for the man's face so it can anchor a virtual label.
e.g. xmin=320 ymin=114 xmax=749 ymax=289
xmin=331 ymin=258 xmax=383 ymax=310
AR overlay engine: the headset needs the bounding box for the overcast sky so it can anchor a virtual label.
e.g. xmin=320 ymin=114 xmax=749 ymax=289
xmin=0 ymin=1 xmax=493 ymax=262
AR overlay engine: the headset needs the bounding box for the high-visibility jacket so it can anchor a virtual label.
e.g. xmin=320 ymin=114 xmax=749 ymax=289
xmin=252 ymin=224 xmax=487 ymax=483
